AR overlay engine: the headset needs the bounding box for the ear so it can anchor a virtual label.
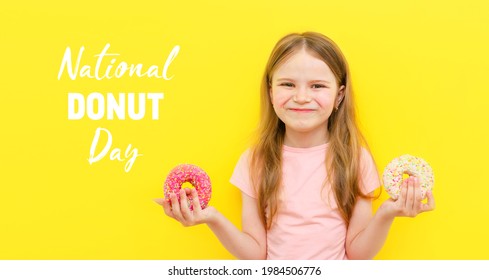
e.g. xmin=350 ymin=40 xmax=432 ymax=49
xmin=336 ymin=85 xmax=345 ymax=107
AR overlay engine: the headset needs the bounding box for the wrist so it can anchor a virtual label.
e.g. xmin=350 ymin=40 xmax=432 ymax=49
xmin=377 ymin=202 xmax=397 ymax=222
xmin=204 ymin=206 xmax=220 ymax=225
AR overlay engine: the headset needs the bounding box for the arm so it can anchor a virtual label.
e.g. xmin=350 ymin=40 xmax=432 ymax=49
xmin=345 ymin=176 xmax=435 ymax=259
xmin=207 ymin=191 xmax=267 ymax=259
xmin=156 ymin=188 xmax=267 ymax=259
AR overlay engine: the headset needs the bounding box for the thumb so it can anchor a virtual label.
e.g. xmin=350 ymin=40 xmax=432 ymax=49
xmin=153 ymin=198 xmax=166 ymax=206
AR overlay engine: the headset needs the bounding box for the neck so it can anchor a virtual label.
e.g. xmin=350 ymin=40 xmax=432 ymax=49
xmin=283 ymin=127 xmax=329 ymax=148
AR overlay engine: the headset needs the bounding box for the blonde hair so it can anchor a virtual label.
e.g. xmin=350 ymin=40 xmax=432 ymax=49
xmin=250 ymin=32 xmax=373 ymax=229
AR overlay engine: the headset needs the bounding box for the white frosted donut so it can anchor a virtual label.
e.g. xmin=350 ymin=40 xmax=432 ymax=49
xmin=382 ymin=154 xmax=434 ymax=199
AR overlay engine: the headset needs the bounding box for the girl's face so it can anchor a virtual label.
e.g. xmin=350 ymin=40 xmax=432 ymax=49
xmin=270 ymin=48 xmax=344 ymax=141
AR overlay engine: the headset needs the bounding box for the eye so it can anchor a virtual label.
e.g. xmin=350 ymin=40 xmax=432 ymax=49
xmin=279 ymin=82 xmax=294 ymax=87
xmin=312 ymin=84 xmax=327 ymax=89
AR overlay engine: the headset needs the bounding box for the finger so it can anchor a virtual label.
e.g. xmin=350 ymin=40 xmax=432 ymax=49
xmin=413 ymin=177 xmax=423 ymax=212
xmin=153 ymin=198 xmax=165 ymax=206
xmin=162 ymin=199 xmax=175 ymax=218
xmin=398 ymin=179 xmax=408 ymax=206
xmin=190 ymin=188 xmax=202 ymax=214
xmin=406 ymin=177 xmax=415 ymax=210
xmin=179 ymin=188 xmax=188 ymax=208
xmin=170 ymin=193 xmax=184 ymax=221
xmin=421 ymin=191 xmax=436 ymax=212
xmin=179 ymin=189 xmax=193 ymax=221
xmin=184 ymin=188 xmax=193 ymax=208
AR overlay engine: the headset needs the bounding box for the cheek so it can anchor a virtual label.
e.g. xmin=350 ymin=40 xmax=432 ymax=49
xmin=271 ymin=90 xmax=291 ymax=107
xmin=315 ymin=94 xmax=335 ymax=108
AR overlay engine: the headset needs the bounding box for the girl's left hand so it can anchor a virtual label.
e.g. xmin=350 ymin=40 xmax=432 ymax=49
xmin=379 ymin=176 xmax=435 ymax=219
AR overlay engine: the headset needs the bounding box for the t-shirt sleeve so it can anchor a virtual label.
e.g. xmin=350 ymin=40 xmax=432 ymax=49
xmin=359 ymin=148 xmax=381 ymax=195
xmin=230 ymin=149 xmax=257 ymax=199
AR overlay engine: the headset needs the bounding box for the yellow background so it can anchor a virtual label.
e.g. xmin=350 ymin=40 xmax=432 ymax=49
xmin=1 ymin=0 xmax=488 ymax=259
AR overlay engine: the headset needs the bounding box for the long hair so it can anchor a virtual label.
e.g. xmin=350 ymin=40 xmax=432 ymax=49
xmin=250 ymin=31 xmax=372 ymax=229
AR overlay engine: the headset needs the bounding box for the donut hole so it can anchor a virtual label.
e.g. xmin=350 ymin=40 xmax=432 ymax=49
xmin=181 ymin=182 xmax=196 ymax=192
xmin=402 ymin=170 xmax=415 ymax=181
xmin=179 ymin=182 xmax=196 ymax=208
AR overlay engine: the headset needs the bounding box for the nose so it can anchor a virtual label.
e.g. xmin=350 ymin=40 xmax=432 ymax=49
xmin=293 ymin=86 xmax=311 ymax=104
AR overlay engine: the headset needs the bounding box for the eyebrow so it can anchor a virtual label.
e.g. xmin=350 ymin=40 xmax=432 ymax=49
xmin=310 ymin=79 xmax=332 ymax=84
xmin=276 ymin=78 xmax=332 ymax=84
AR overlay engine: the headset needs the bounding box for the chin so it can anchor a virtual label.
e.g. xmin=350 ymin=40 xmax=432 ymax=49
xmin=286 ymin=124 xmax=322 ymax=133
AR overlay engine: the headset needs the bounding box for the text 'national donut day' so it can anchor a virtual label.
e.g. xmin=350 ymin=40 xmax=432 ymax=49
xmin=58 ymin=43 xmax=180 ymax=172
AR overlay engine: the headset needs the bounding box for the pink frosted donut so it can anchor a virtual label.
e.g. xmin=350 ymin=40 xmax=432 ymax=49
xmin=164 ymin=164 xmax=211 ymax=210
xmin=382 ymin=154 xmax=434 ymax=200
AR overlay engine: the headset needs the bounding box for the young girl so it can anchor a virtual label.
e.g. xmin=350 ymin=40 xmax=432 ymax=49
xmin=155 ymin=32 xmax=435 ymax=260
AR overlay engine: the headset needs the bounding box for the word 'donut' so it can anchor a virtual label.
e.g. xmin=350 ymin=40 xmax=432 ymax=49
xmin=68 ymin=92 xmax=164 ymax=120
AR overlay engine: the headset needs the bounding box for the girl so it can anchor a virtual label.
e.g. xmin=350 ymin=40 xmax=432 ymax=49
xmin=155 ymin=32 xmax=435 ymax=259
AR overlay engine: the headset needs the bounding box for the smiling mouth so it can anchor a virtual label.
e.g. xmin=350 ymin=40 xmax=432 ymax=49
xmin=289 ymin=108 xmax=315 ymax=112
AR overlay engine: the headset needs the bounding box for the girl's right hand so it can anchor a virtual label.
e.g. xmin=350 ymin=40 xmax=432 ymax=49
xmin=378 ymin=176 xmax=435 ymax=220
xmin=154 ymin=188 xmax=217 ymax=227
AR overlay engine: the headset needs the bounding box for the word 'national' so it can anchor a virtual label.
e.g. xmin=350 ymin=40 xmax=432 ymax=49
xmin=57 ymin=43 xmax=180 ymax=80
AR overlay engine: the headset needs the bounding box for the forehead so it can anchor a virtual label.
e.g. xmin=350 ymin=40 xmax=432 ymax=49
xmin=272 ymin=49 xmax=336 ymax=82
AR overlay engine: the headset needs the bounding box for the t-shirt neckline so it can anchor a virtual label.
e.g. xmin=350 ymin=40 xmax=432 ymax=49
xmin=282 ymin=142 xmax=329 ymax=153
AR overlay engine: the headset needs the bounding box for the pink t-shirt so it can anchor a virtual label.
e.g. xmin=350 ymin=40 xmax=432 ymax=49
xmin=230 ymin=143 xmax=380 ymax=260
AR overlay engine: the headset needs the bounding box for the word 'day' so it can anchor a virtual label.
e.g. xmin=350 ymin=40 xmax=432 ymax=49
xmin=88 ymin=127 xmax=142 ymax=172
